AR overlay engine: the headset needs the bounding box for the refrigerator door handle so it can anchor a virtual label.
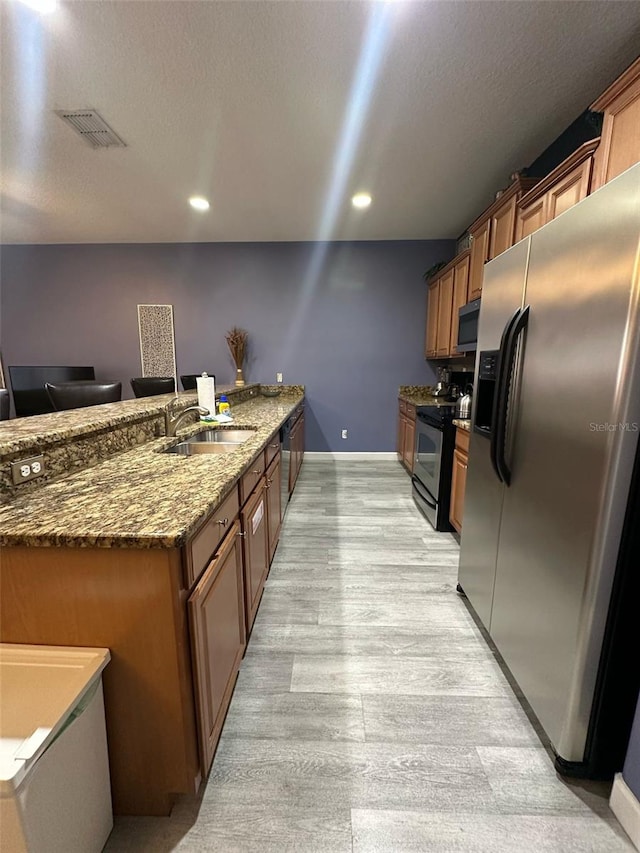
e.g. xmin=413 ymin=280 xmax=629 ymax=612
xmin=490 ymin=308 xmax=521 ymax=484
xmin=495 ymin=305 xmax=530 ymax=486
xmin=411 ymin=475 xmax=438 ymax=508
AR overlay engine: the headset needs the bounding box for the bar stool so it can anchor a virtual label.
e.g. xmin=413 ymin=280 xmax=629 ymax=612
xmin=130 ymin=377 xmax=176 ymax=398
xmin=45 ymin=381 xmax=122 ymax=411
xmin=180 ymin=374 xmax=216 ymax=391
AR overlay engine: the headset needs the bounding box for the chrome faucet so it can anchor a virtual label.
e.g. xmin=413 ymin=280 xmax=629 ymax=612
xmin=164 ymin=404 xmax=210 ymax=437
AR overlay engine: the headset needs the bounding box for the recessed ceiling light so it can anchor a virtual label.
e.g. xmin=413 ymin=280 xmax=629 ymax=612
xmin=351 ymin=193 xmax=372 ymax=209
xmin=189 ymin=196 xmax=210 ymax=212
xmin=18 ymin=0 xmax=58 ymax=13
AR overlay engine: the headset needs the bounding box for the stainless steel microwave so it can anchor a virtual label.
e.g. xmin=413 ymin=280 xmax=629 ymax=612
xmin=457 ymin=298 xmax=480 ymax=353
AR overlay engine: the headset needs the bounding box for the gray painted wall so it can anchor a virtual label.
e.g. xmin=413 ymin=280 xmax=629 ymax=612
xmin=0 ymin=240 xmax=453 ymax=451
xmin=623 ymin=695 xmax=640 ymax=799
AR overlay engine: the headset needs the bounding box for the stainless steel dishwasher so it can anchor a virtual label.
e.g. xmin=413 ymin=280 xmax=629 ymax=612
xmin=280 ymin=418 xmax=292 ymax=519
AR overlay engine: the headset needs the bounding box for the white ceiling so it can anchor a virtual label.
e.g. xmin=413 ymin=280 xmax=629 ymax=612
xmin=1 ymin=0 xmax=639 ymax=244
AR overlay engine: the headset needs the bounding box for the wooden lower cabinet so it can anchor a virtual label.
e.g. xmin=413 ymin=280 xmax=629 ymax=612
xmin=397 ymin=400 xmax=416 ymax=473
xmin=0 ymin=546 xmax=200 ymax=816
xmin=397 ymin=408 xmax=405 ymax=461
xmin=189 ymin=521 xmax=246 ymax=775
xmin=0 ymin=417 xmax=305 ymax=817
xmin=241 ymin=479 xmax=269 ymax=632
xmin=403 ymin=415 xmax=416 ymax=472
xmin=184 ymin=487 xmax=240 ymax=588
xmin=266 ymin=451 xmax=282 ymax=563
xmin=450 ymin=427 xmax=470 ymax=534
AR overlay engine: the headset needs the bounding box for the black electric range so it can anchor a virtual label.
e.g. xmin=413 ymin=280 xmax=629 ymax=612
xmin=412 ymin=403 xmax=457 ymax=531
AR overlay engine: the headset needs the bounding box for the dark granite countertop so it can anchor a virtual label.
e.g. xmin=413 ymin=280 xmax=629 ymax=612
xmin=398 ymin=386 xmax=459 ymax=408
xmin=0 ymin=392 xmax=303 ymax=549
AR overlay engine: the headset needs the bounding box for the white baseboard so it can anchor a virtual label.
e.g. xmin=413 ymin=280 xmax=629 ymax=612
xmin=610 ymin=773 xmax=640 ymax=851
xmin=303 ymin=452 xmax=398 ymax=461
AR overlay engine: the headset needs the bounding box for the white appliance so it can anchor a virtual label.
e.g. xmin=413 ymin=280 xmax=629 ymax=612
xmin=0 ymin=644 xmax=113 ymax=853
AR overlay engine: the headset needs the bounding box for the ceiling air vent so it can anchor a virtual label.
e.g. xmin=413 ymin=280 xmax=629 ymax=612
xmin=55 ymin=109 xmax=126 ymax=149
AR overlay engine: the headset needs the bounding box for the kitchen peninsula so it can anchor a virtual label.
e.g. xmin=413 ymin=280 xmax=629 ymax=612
xmin=0 ymin=385 xmax=304 ymax=816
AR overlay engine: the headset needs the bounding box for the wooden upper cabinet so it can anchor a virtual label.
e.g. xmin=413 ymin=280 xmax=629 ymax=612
xmin=516 ymin=138 xmax=599 ymax=242
xmin=425 ymin=280 xmax=439 ymax=357
xmin=547 ymin=159 xmax=593 ymax=220
xmin=436 ymin=268 xmax=454 ymax=357
xmin=450 ymin=252 xmax=470 ymax=357
xmin=469 ymin=176 xmax=538 ymax=299
xmin=516 ymin=197 xmax=546 ymax=241
xmin=489 ymin=193 xmax=518 ymax=259
xmin=591 ymin=57 xmax=640 ymax=191
xmin=468 ymin=217 xmax=490 ymax=301
xmin=426 ymin=250 xmax=471 ymax=360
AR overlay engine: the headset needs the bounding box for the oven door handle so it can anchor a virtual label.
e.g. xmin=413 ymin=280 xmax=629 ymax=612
xmin=412 ymin=476 xmax=437 ymax=509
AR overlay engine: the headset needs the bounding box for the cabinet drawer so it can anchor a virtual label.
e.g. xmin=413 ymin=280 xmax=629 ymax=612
xmin=185 ymin=486 xmax=240 ymax=589
xmin=455 ymin=427 xmax=470 ymax=455
xmin=399 ymin=399 xmax=407 ymax=415
xmin=264 ymin=433 xmax=281 ymax=468
xmin=240 ymin=454 xmax=266 ymax=505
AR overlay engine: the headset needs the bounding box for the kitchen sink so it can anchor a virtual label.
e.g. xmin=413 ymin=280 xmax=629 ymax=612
xmin=164 ymin=428 xmax=256 ymax=456
xmin=186 ymin=430 xmax=256 ymax=444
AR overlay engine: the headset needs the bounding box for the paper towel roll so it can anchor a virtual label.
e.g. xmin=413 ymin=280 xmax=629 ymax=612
xmin=196 ymin=373 xmax=216 ymax=417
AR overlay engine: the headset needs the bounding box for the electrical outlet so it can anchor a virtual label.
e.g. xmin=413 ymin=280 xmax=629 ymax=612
xmin=11 ymin=455 xmax=46 ymax=485
xmin=276 ymin=373 xmax=283 ymax=383
xmin=341 ymin=429 xmax=348 ymax=439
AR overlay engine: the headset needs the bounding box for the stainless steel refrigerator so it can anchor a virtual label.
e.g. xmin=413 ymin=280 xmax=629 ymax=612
xmin=458 ymin=163 xmax=640 ymax=777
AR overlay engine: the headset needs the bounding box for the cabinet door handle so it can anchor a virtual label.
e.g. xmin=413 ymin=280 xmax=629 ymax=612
xmin=270 ymin=443 xmax=279 ymax=449
xmin=237 ymin=531 xmax=247 ymax=538
xmin=217 ymin=518 xmax=228 ymax=527
xmin=253 ymin=469 xmax=261 ymax=475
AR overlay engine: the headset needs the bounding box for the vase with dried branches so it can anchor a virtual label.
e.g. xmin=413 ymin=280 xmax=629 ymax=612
xmin=226 ymin=327 xmax=248 ymax=386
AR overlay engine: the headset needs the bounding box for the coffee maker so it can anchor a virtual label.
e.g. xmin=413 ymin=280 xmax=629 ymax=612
xmin=432 ymin=366 xmax=452 ymax=398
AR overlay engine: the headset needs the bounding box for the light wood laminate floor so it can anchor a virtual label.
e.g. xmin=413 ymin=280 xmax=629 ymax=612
xmin=106 ymin=460 xmax=634 ymax=852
